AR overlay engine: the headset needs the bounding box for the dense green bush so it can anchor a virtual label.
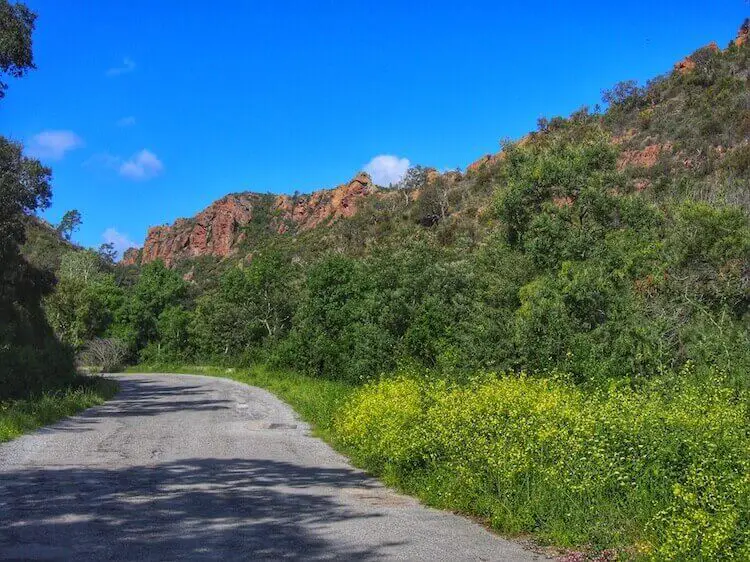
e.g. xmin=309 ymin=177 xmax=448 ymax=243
xmin=0 ymin=137 xmax=75 ymax=399
xmin=191 ymin=251 xmax=296 ymax=359
xmin=335 ymin=369 xmax=749 ymax=559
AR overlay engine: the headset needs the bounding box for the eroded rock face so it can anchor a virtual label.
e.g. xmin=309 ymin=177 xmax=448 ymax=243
xmin=674 ymin=56 xmax=696 ymax=74
xmin=736 ymin=20 xmax=749 ymax=47
xmin=269 ymin=172 xmax=376 ymax=233
xmin=137 ymin=194 xmax=255 ymax=267
xmin=675 ymin=38 xmax=731 ymax=74
xmin=121 ymin=247 xmax=141 ymax=266
xmin=466 ymin=153 xmax=505 ymax=173
xmin=129 ymin=173 xmax=376 ymax=267
xmin=618 ymin=143 xmax=672 ymax=170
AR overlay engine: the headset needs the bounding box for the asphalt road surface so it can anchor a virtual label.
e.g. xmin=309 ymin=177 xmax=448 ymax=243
xmin=0 ymin=373 xmax=544 ymax=561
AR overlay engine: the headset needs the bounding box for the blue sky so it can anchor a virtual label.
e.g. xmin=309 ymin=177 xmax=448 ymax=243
xmin=1 ymin=1 xmax=747 ymax=256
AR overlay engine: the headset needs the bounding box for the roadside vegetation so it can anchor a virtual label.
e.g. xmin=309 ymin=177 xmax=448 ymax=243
xmin=5 ymin=2 xmax=749 ymax=559
xmin=336 ymin=369 xmax=748 ymax=560
xmin=0 ymin=376 xmax=118 ymax=443
xmin=0 ymin=2 xmax=119 ymax=440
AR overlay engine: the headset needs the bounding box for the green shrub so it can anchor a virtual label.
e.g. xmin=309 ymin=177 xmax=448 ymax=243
xmin=335 ymin=368 xmax=749 ymax=558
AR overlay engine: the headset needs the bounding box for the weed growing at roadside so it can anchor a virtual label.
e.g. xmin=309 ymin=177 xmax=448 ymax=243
xmin=334 ymin=367 xmax=749 ymax=559
xmin=0 ymin=377 xmax=119 ymax=443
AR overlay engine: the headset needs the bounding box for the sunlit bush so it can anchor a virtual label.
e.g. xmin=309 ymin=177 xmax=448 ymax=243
xmin=335 ymin=368 xmax=749 ymax=559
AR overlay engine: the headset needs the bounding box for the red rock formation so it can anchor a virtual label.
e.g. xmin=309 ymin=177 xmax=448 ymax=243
xmin=134 ymin=194 xmax=255 ymax=267
xmin=466 ymin=152 xmax=506 ymax=173
xmin=618 ymin=143 xmax=672 ymax=170
xmin=129 ymin=173 xmax=376 ymax=267
xmin=121 ymin=247 xmax=141 ymax=266
xmin=271 ymin=172 xmax=376 ymax=232
xmin=736 ymin=20 xmax=749 ymax=47
xmin=674 ymin=56 xmax=696 ymax=74
xmin=466 ymin=154 xmax=494 ymax=173
xmin=674 ymin=40 xmax=723 ymax=74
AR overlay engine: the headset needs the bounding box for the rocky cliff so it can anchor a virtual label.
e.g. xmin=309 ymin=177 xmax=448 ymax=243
xmin=123 ymin=172 xmax=376 ymax=267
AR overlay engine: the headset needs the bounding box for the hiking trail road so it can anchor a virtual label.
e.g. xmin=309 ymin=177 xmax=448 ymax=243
xmin=0 ymin=373 xmax=546 ymax=561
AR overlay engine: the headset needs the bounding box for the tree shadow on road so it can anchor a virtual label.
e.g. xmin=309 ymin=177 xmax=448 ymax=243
xmin=36 ymin=379 xmax=234 ymax=436
xmin=0 ymin=457 xmax=404 ymax=561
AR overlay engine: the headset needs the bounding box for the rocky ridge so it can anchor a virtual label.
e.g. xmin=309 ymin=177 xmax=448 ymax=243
xmin=123 ymin=21 xmax=749 ymax=269
xmin=123 ymin=172 xmax=377 ymax=266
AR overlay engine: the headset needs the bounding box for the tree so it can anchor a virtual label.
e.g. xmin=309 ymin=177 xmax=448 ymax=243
xmin=44 ymin=250 xmax=124 ymax=348
xmin=118 ymin=260 xmax=187 ymax=351
xmin=601 ymin=80 xmax=642 ymax=108
xmin=192 ymin=251 xmax=296 ymax=357
xmin=0 ymin=0 xmax=36 ymax=99
xmin=396 ymin=165 xmax=428 ymax=206
xmin=0 ymin=2 xmax=75 ymax=397
xmin=57 ymin=209 xmax=82 ymax=241
xmin=97 ymin=242 xmax=117 ymax=265
xmin=415 ymin=175 xmax=450 ymax=226
xmin=287 ymin=255 xmax=363 ymax=379
xmin=0 ymin=140 xmax=53 ymax=328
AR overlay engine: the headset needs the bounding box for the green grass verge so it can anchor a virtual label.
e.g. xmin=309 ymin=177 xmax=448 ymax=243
xmin=125 ymin=364 xmax=354 ymax=442
xmin=0 ymin=376 xmax=119 ymax=443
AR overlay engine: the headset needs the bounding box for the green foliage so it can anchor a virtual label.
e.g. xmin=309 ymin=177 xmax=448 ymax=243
xmin=44 ymin=250 xmax=124 ymax=349
xmin=191 ymin=251 xmax=296 ymax=359
xmin=116 ymin=260 xmax=188 ymax=352
xmin=284 ymin=243 xmax=483 ymax=382
xmin=0 ymin=0 xmax=36 ymax=99
xmin=21 ymin=216 xmax=73 ymax=272
xmin=287 ymin=255 xmax=374 ymax=381
xmin=0 ymin=376 xmax=117 ymax=442
xmin=497 ymin=121 xmax=620 ymax=250
xmin=335 ymin=369 xmax=749 ymax=558
xmin=0 ymin=137 xmax=74 ymax=399
xmin=671 ymin=201 xmax=750 ymax=270
xmin=56 ymin=209 xmax=82 ymax=241
xmin=602 ymin=79 xmax=644 ymax=110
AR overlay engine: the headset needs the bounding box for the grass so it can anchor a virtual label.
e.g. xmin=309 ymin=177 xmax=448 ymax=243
xmin=125 ymin=364 xmax=354 ymax=441
xmin=0 ymin=376 xmax=119 ymax=443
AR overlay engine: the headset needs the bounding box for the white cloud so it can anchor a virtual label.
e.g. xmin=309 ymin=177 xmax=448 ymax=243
xmin=26 ymin=130 xmax=83 ymax=160
xmin=102 ymin=228 xmax=137 ymax=259
xmin=364 ymin=154 xmax=410 ymax=187
xmin=106 ymin=57 xmax=136 ymax=77
xmin=116 ymin=116 xmax=136 ymax=127
xmin=119 ymin=149 xmax=164 ymax=180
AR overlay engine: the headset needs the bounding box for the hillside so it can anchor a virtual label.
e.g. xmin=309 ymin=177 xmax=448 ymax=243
xmin=121 ymin=22 xmax=749 ymax=276
xmin=122 ymin=172 xmax=377 ymax=266
xmin=21 ymin=216 xmax=75 ymax=271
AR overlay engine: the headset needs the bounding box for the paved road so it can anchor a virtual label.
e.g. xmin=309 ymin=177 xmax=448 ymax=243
xmin=0 ymin=374 xmax=544 ymax=561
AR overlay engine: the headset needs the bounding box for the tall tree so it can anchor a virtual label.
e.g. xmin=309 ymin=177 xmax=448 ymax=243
xmin=0 ymin=0 xmax=36 ymax=99
xmin=0 ymin=2 xmax=75 ymax=399
xmin=57 ymin=209 xmax=82 ymax=241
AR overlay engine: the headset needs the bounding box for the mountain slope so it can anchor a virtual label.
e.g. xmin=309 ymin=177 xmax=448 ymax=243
xmin=122 ymin=22 xmax=749 ymax=274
